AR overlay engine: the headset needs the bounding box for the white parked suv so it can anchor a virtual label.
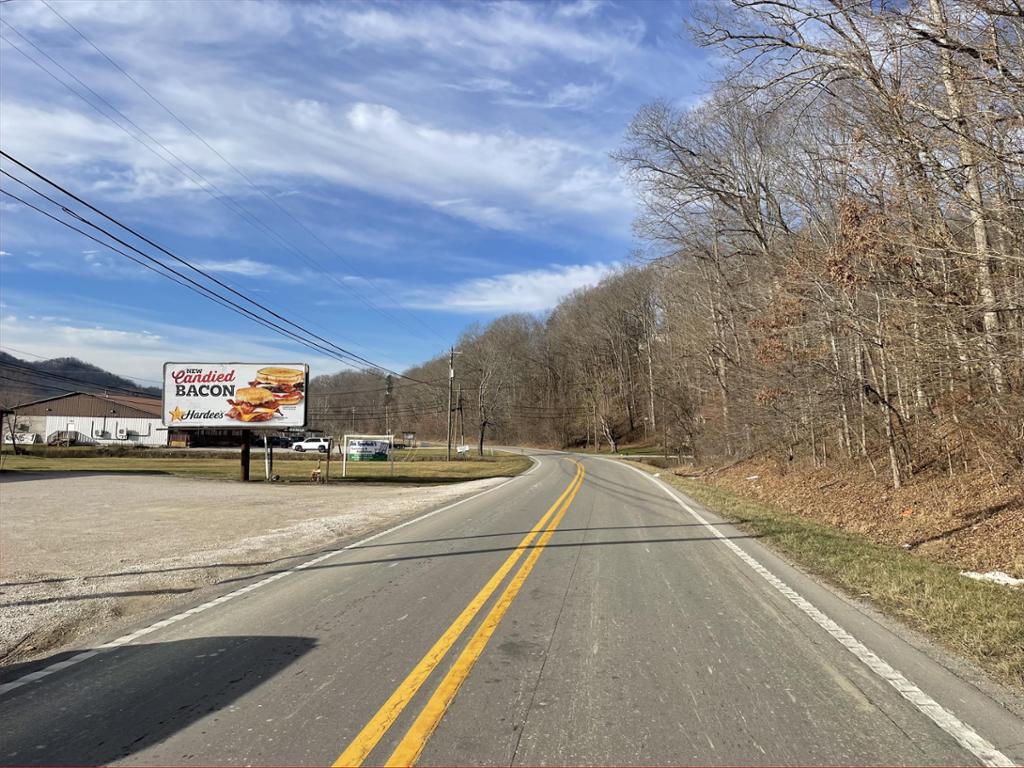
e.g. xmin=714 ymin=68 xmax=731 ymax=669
xmin=292 ymin=437 xmax=330 ymax=453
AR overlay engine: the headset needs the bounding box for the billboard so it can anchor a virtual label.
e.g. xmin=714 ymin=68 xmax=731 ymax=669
xmin=347 ymin=439 xmax=390 ymax=461
xmin=163 ymin=363 xmax=308 ymax=428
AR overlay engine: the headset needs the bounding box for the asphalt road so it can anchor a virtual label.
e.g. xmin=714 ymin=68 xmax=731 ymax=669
xmin=1 ymin=450 xmax=1021 ymax=766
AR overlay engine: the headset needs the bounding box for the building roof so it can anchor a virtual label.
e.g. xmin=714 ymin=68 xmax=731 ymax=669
xmin=11 ymin=391 xmax=163 ymax=419
xmin=102 ymin=394 xmax=163 ymax=417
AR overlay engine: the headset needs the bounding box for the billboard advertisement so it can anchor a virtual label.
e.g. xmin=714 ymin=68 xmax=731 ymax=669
xmin=347 ymin=439 xmax=390 ymax=461
xmin=163 ymin=363 xmax=308 ymax=428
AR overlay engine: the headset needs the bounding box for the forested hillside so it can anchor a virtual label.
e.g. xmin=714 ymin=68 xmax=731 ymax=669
xmin=312 ymin=0 xmax=1023 ymax=488
xmin=0 ymin=352 xmax=159 ymax=406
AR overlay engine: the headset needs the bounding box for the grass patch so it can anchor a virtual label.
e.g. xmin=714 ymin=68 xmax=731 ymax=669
xmin=0 ymin=452 xmax=531 ymax=484
xmin=656 ymin=472 xmax=1024 ymax=689
xmin=572 ymin=444 xmax=668 ymax=456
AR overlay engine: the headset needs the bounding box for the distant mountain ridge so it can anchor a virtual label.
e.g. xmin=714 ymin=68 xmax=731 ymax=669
xmin=0 ymin=352 xmax=160 ymax=407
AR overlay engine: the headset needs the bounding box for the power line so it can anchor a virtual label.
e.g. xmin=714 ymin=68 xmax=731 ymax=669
xmin=0 ymin=154 xmax=425 ymax=378
xmin=0 ymin=156 xmax=441 ymax=389
xmin=4 ymin=13 xmax=448 ymax=347
xmin=0 ymin=20 xmax=425 ymax=350
xmin=0 ymin=182 xmax=373 ymax=370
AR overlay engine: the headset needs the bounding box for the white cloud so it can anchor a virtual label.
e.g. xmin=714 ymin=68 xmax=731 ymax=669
xmin=1 ymin=91 xmax=630 ymax=233
xmin=195 ymin=258 xmax=274 ymax=277
xmin=499 ymin=82 xmax=606 ymax=110
xmin=555 ymin=1 xmax=606 ymax=19
xmin=0 ymin=0 xmax=640 ymax=238
xmin=411 ymin=262 xmax=617 ymax=314
xmin=303 ymin=2 xmax=641 ymax=71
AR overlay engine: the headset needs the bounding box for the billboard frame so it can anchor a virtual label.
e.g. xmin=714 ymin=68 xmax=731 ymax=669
xmin=162 ymin=361 xmax=310 ymax=430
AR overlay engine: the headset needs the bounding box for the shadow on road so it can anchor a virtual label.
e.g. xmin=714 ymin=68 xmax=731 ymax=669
xmin=0 ymin=634 xmax=316 ymax=766
xmin=210 ymin=532 xmax=759 ymax=588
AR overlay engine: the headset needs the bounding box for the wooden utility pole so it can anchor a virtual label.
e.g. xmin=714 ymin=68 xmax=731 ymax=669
xmin=446 ymin=347 xmax=454 ymax=462
xmin=457 ymin=384 xmax=466 ymax=457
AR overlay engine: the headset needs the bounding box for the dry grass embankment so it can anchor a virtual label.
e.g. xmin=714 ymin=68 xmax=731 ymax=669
xmin=650 ymin=463 xmax=1023 ymax=689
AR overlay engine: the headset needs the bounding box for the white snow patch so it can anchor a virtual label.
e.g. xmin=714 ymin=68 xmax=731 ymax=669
xmin=960 ymin=570 xmax=1024 ymax=587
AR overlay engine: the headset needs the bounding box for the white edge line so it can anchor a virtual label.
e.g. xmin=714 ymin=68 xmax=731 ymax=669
xmin=0 ymin=462 xmax=537 ymax=699
xmin=604 ymin=457 xmax=1014 ymax=768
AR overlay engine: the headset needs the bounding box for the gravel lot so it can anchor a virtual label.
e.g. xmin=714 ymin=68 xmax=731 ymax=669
xmin=0 ymin=472 xmax=504 ymax=667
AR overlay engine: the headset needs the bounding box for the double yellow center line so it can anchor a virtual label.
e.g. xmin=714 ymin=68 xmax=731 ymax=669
xmin=334 ymin=460 xmax=585 ymax=767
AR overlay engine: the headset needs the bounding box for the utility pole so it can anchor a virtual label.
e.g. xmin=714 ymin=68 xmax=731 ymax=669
xmin=457 ymin=384 xmax=465 ymax=457
xmin=446 ymin=347 xmax=454 ymax=462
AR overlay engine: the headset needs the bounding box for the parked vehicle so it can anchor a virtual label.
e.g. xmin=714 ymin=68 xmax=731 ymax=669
xmin=267 ymin=435 xmax=297 ymax=447
xmin=292 ymin=437 xmax=330 ymax=453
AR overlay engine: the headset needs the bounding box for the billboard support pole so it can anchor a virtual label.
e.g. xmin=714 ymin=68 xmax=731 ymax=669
xmin=342 ymin=434 xmax=348 ymax=478
xmin=264 ymin=433 xmax=271 ymax=481
xmin=324 ymin=437 xmax=332 ymax=485
xmin=240 ymin=430 xmax=251 ymax=481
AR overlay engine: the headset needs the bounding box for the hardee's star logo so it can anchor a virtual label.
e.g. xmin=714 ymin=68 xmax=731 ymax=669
xmin=169 ymin=406 xmax=186 ymax=422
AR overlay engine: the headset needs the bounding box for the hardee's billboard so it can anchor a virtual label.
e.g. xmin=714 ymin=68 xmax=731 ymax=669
xmin=162 ymin=363 xmax=308 ymax=428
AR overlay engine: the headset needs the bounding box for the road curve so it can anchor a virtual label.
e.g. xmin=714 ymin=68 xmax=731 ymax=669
xmin=1 ymin=450 xmax=1021 ymax=766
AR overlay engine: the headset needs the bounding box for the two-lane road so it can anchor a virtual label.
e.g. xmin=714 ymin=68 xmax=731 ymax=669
xmin=2 ymin=451 xmax=1021 ymax=765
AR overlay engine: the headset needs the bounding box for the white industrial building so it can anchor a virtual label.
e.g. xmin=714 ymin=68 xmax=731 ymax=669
xmin=4 ymin=391 xmax=167 ymax=447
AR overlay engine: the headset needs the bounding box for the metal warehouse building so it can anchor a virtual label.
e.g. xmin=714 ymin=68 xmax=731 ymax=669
xmin=6 ymin=392 xmax=167 ymax=447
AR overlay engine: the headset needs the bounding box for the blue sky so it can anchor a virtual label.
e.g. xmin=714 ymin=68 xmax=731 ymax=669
xmin=0 ymin=0 xmax=712 ymax=383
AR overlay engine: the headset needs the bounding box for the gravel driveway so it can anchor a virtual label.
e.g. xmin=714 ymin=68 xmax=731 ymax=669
xmin=0 ymin=472 xmax=504 ymax=667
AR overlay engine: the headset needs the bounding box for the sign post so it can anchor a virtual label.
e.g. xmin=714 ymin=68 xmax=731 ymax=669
xmin=240 ymin=430 xmax=251 ymax=482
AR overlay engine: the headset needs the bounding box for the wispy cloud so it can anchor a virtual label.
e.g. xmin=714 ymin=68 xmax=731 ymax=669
xmin=499 ymin=82 xmax=606 ymax=110
xmin=304 ymin=2 xmax=642 ymax=71
xmin=195 ymin=258 xmax=275 ymax=277
xmin=555 ymin=1 xmax=606 ymax=20
xmin=410 ymin=262 xmax=617 ymax=314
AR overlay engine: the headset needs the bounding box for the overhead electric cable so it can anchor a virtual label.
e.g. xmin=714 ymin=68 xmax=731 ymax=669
xmin=3 ymin=15 xmax=447 ymax=347
xmin=0 ymin=155 xmax=442 ymax=388
xmin=39 ymin=0 xmax=449 ymax=345
xmin=0 ymin=183 xmax=377 ymax=370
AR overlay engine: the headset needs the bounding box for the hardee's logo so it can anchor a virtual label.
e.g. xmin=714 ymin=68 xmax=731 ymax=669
xmin=169 ymin=406 xmax=224 ymax=421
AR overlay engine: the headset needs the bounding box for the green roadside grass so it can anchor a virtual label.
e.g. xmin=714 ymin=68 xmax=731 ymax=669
xmin=646 ymin=468 xmax=1024 ymax=689
xmin=0 ymin=452 xmax=532 ymax=484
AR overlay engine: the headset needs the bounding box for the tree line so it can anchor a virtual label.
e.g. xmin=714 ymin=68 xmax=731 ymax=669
xmin=312 ymin=0 xmax=1023 ymax=486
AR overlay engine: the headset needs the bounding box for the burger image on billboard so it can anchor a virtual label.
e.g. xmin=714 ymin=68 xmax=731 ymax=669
xmin=226 ymin=386 xmax=280 ymax=422
xmin=253 ymin=367 xmax=305 ymax=406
